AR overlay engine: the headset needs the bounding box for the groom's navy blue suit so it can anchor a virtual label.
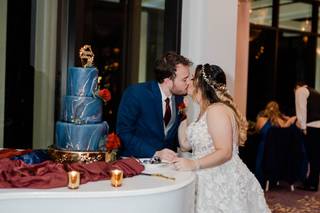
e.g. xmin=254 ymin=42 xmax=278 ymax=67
xmin=116 ymin=80 xmax=184 ymax=158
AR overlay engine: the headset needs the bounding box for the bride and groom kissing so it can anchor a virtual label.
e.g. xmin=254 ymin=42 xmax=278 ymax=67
xmin=116 ymin=51 xmax=271 ymax=213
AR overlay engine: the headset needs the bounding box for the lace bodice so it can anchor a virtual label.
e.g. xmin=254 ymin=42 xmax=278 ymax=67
xmin=187 ymin=104 xmax=239 ymax=159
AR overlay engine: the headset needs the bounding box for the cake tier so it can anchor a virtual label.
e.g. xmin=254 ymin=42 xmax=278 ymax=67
xmin=55 ymin=121 xmax=108 ymax=151
xmin=63 ymin=96 xmax=103 ymax=124
xmin=67 ymin=67 xmax=98 ymax=97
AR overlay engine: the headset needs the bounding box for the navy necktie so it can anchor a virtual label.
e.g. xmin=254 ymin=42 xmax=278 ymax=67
xmin=164 ymin=98 xmax=171 ymax=126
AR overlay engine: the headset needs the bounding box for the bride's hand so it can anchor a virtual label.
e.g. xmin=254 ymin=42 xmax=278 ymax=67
xmin=172 ymin=157 xmax=199 ymax=171
xmin=154 ymin=148 xmax=177 ymax=162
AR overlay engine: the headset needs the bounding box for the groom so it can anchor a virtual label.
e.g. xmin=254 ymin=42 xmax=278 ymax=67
xmin=116 ymin=51 xmax=192 ymax=161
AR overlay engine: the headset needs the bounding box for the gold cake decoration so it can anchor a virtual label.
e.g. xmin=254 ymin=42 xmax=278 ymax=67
xmin=79 ymin=44 xmax=94 ymax=68
xmin=48 ymin=145 xmax=106 ymax=164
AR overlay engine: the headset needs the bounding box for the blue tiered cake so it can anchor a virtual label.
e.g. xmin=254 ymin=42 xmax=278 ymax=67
xmin=49 ymin=45 xmax=109 ymax=163
xmin=55 ymin=66 xmax=108 ymax=151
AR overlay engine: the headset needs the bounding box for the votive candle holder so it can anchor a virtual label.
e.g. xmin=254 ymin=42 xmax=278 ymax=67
xmin=110 ymin=169 xmax=123 ymax=187
xmin=68 ymin=171 xmax=80 ymax=189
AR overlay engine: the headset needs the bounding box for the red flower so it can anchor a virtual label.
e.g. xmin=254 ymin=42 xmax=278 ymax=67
xmin=177 ymin=102 xmax=187 ymax=121
xmin=106 ymin=132 xmax=121 ymax=151
xmin=98 ymin=88 xmax=111 ymax=102
xmin=178 ymin=102 xmax=186 ymax=111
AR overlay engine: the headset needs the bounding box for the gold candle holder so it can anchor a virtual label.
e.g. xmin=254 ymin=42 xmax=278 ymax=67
xmin=105 ymin=151 xmax=117 ymax=163
xmin=110 ymin=169 xmax=123 ymax=187
xmin=68 ymin=171 xmax=80 ymax=189
xmin=105 ymin=152 xmax=112 ymax=163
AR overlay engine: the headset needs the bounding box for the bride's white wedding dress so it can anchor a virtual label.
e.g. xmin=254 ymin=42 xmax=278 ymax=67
xmin=187 ymin=104 xmax=270 ymax=213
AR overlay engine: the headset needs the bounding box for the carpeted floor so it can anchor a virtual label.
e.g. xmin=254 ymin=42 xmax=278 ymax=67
xmin=265 ymin=183 xmax=320 ymax=213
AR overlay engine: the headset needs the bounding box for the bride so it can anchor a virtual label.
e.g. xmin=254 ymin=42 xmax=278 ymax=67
xmin=173 ymin=64 xmax=270 ymax=213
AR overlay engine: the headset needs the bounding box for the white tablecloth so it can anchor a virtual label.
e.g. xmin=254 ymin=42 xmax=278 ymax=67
xmin=0 ymin=162 xmax=196 ymax=213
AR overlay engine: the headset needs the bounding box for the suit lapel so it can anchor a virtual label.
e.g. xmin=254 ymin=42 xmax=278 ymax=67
xmin=174 ymin=95 xmax=183 ymax=123
xmin=151 ymin=81 xmax=165 ymax=136
xmin=166 ymin=96 xmax=183 ymax=138
xmin=165 ymin=96 xmax=176 ymax=130
xmin=167 ymin=96 xmax=184 ymax=135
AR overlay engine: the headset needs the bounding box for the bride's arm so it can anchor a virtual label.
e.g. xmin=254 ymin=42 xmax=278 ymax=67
xmin=197 ymin=105 xmax=233 ymax=169
xmin=178 ymin=119 xmax=192 ymax=151
xmin=173 ymin=105 xmax=233 ymax=171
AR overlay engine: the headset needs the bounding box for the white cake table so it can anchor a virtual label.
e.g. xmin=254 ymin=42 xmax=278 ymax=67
xmin=0 ymin=162 xmax=196 ymax=213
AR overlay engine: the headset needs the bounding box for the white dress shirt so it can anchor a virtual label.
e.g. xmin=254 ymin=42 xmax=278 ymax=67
xmin=295 ymin=86 xmax=320 ymax=129
xmin=158 ymin=84 xmax=176 ymax=135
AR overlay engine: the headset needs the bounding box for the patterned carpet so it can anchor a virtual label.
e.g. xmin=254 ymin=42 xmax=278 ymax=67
xmin=265 ymin=183 xmax=320 ymax=213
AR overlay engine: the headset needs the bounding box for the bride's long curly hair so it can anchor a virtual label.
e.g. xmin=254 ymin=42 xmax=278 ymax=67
xmin=193 ymin=64 xmax=248 ymax=146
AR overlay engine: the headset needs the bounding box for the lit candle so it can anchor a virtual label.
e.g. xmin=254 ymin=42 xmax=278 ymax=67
xmin=110 ymin=169 xmax=123 ymax=187
xmin=68 ymin=171 xmax=80 ymax=189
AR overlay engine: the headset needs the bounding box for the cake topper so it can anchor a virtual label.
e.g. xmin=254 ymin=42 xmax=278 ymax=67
xmin=79 ymin=45 xmax=94 ymax=68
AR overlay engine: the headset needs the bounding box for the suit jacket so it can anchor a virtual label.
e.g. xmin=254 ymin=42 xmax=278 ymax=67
xmin=116 ymin=80 xmax=184 ymax=158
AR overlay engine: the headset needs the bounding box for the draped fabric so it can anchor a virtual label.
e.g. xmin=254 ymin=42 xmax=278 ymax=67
xmin=0 ymin=158 xmax=67 ymax=188
xmin=0 ymin=157 xmax=144 ymax=188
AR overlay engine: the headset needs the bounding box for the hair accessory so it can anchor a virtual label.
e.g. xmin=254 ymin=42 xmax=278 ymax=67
xmin=200 ymin=65 xmax=247 ymax=146
xmin=200 ymin=65 xmax=227 ymax=92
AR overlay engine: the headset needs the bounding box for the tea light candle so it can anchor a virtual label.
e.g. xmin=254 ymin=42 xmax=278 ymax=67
xmin=68 ymin=171 xmax=80 ymax=189
xmin=110 ymin=169 xmax=123 ymax=187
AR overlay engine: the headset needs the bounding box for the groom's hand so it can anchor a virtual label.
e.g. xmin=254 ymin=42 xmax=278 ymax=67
xmin=154 ymin=149 xmax=177 ymax=162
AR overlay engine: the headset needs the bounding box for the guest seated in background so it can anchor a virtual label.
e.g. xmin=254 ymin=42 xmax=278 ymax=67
xmin=255 ymin=101 xmax=296 ymax=132
xmin=254 ymin=101 xmax=296 ymax=187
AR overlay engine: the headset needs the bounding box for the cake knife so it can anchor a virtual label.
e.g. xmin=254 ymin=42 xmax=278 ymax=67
xmin=140 ymin=173 xmax=175 ymax=181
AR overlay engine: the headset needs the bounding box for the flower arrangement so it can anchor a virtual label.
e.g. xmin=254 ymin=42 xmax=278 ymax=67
xmin=97 ymin=88 xmax=112 ymax=103
xmin=105 ymin=132 xmax=121 ymax=162
xmin=106 ymin=132 xmax=121 ymax=151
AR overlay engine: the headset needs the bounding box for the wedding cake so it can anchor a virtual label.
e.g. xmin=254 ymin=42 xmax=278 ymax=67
xmin=54 ymin=46 xmax=108 ymax=152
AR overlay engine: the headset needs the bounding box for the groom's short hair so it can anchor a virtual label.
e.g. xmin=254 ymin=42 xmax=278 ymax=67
xmin=154 ymin=51 xmax=192 ymax=83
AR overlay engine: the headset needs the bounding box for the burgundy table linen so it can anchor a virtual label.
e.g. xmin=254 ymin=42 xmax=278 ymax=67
xmin=0 ymin=158 xmax=67 ymax=188
xmin=0 ymin=158 xmax=144 ymax=188
xmin=66 ymin=158 xmax=145 ymax=185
